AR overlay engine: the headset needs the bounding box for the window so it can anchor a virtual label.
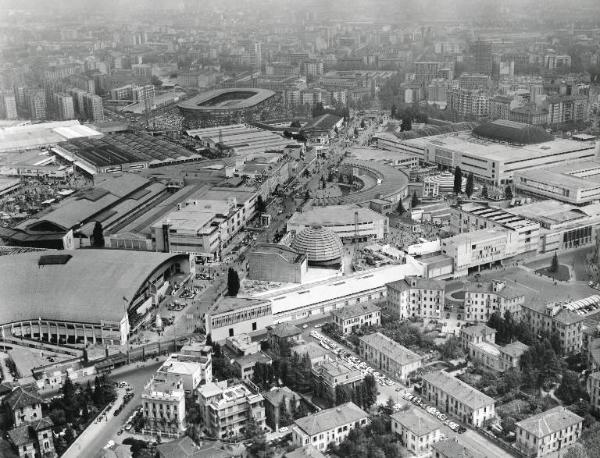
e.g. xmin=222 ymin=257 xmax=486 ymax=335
xmin=229 ymin=328 xmax=234 ymax=337
xmin=252 ymin=322 xmax=257 ymax=331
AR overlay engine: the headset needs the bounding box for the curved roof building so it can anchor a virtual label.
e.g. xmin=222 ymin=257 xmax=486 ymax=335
xmin=314 ymin=159 xmax=409 ymax=206
xmin=291 ymin=225 xmax=343 ymax=268
xmin=472 ymin=119 xmax=553 ymax=144
xmin=0 ymin=250 xmax=190 ymax=345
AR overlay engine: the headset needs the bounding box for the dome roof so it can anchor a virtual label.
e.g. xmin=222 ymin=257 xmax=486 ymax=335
xmin=472 ymin=120 xmax=553 ymax=145
xmin=291 ymin=225 xmax=343 ymax=264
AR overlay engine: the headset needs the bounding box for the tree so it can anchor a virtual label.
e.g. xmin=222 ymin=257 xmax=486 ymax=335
xmin=227 ymin=268 xmax=240 ymax=296
xmin=256 ymin=195 xmax=266 ymax=214
xmin=397 ymin=200 xmax=406 ymax=215
xmin=244 ymin=410 xmax=272 ymax=457
xmin=400 ymin=117 xmax=412 ymax=131
xmin=453 ymin=167 xmax=463 ymax=194
xmin=465 ymin=173 xmax=474 ymax=197
xmin=150 ymin=75 xmax=162 ymax=86
xmin=481 ymin=184 xmax=489 ymax=199
xmin=438 ymin=336 xmax=464 ymax=360
xmin=556 ymin=370 xmax=589 ymax=405
xmin=505 ymin=185 xmax=513 ymax=200
xmin=92 ymin=221 xmax=105 ymax=247
xmin=550 ymin=252 xmax=559 ymax=273
xmin=362 ymin=374 xmax=378 ymax=409
xmin=279 ymin=397 xmax=293 ymax=427
xmin=411 ymin=191 xmax=419 ymax=208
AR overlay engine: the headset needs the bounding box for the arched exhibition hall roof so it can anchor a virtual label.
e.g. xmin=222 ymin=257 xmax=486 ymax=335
xmin=0 ymin=250 xmax=188 ymax=325
xmin=472 ymin=120 xmax=553 ymax=145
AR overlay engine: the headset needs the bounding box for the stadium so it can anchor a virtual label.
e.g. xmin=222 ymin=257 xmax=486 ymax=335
xmin=178 ymin=88 xmax=279 ymax=127
xmin=0 ymin=250 xmax=192 ymax=346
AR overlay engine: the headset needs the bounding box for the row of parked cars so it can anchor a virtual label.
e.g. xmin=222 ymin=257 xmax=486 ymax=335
xmin=401 ymin=392 xmax=466 ymax=434
xmin=310 ymin=330 xmax=395 ymax=387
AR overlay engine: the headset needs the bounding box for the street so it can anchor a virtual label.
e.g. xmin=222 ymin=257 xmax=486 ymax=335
xmin=62 ymin=362 xmax=162 ymax=458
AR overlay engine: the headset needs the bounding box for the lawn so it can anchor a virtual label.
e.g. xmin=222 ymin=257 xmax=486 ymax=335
xmin=535 ymin=264 xmax=570 ymax=282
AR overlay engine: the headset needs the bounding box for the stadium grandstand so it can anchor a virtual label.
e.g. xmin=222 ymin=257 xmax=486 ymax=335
xmin=0 ymin=250 xmax=192 ymax=346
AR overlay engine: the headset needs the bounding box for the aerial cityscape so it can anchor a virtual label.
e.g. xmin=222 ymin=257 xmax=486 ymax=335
xmin=1 ymin=0 xmax=600 ymax=457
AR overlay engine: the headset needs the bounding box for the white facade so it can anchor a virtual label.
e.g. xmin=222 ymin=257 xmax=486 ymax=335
xmin=141 ymin=378 xmax=186 ymax=438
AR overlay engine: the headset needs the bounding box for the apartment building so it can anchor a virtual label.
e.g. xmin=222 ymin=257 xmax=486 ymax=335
xmin=515 ymin=407 xmax=582 ymax=457
xmin=0 ymin=91 xmax=18 ymax=119
xmin=432 ymin=439 xmax=484 ymax=458
xmin=386 ymin=277 xmax=445 ymax=319
xmin=226 ymin=334 xmax=261 ymax=356
xmin=587 ymin=371 xmax=600 ymax=411
xmin=5 ymin=387 xmax=44 ymax=427
xmin=460 ymin=324 xmax=496 ymax=351
xmin=233 ymin=352 xmax=272 ymax=381
xmin=141 ymin=378 xmax=186 ymax=438
xmin=263 ymin=387 xmax=302 ymax=431
xmin=447 ymin=88 xmax=490 ymax=118
xmin=464 ymin=279 xmax=526 ymax=322
xmin=53 ymin=93 xmax=75 ymax=120
xmin=521 ymin=301 xmax=587 ymax=354
xmin=292 ymin=402 xmax=368 ymax=451
xmin=155 ymin=352 xmax=212 ymax=392
xmin=391 ymin=409 xmax=442 ymax=456
xmin=546 ymin=95 xmax=588 ymax=126
xmin=267 ymin=323 xmax=302 ymax=356
xmin=197 ymin=382 xmax=265 ymax=439
xmin=359 ymin=332 xmax=422 ymax=380
xmin=331 ymin=303 xmax=381 ymax=335
xmin=312 ymin=360 xmax=364 ymax=400
xmin=82 ymin=93 xmax=104 ymax=121
xmin=422 ymin=371 xmax=496 ymax=427
xmin=498 ymin=341 xmax=530 ymax=371
xmin=469 ymin=339 xmax=529 ymax=372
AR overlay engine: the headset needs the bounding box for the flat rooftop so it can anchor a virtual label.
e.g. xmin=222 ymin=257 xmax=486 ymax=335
xmin=424 ymin=131 xmax=596 ymax=164
xmin=246 ymin=263 xmax=421 ymax=316
xmin=210 ymin=296 xmax=271 ymax=316
xmin=0 ymin=120 xmax=102 ymax=153
xmin=288 ymin=204 xmax=386 ymax=228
